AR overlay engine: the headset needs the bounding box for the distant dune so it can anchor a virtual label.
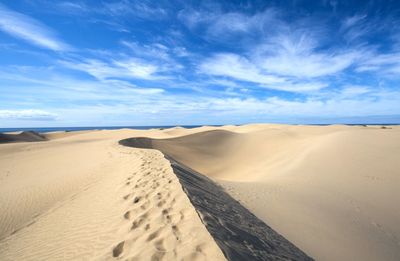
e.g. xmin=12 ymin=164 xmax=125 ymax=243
xmin=0 ymin=131 xmax=47 ymax=143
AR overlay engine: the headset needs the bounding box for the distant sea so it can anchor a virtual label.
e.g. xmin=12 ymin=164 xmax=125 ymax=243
xmin=0 ymin=124 xmax=398 ymax=133
xmin=0 ymin=125 xmax=211 ymax=133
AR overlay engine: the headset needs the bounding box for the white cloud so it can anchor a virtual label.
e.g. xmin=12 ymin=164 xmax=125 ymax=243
xmin=202 ymin=89 xmax=400 ymax=118
xmin=356 ymin=52 xmax=400 ymax=76
xmin=192 ymin=8 xmax=363 ymax=91
xmin=0 ymin=66 xmax=166 ymax=106
xmin=199 ymin=53 xmax=284 ymax=85
xmin=199 ymin=53 xmax=330 ymax=92
xmin=0 ymin=4 xmax=69 ymax=51
xmin=207 ymin=78 xmax=240 ymax=88
xmin=102 ymin=79 xmax=165 ymax=95
xmin=0 ymin=110 xmax=57 ymax=120
xmin=121 ymin=41 xmax=170 ymax=60
xmin=113 ymin=59 xmax=158 ymax=79
xmin=57 ymin=2 xmax=89 ymax=14
xmin=1 ymin=64 xmax=399 ymax=125
xmin=206 ymin=11 xmax=273 ymax=37
xmin=61 ymin=58 xmax=159 ymax=80
xmin=266 ymin=82 xmax=329 ymax=92
xmin=339 ymin=85 xmax=371 ymax=97
xmin=120 ymin=41 xmax=187 ymax=74
xmin=255 ymin=33 xmax=361 ymax=78
xmin=340 ymin=14 xmax=371 ymax=42
xmin=103 ymin=0 xmax=167 ymax=19
xmin=342 ymin=14 xmax=367 ymax=29
xmin=178 ymin=8 xmax=279 ymax=40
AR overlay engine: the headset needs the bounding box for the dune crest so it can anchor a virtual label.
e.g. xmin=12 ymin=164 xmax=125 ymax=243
xmin=120 ymin=137 xmax=313 ymax=260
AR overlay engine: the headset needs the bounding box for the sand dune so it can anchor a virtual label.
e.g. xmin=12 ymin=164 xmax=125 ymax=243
xmin=0 ymin=131 xmax=47 ymax=143
xmin=42 ymin=130 xmax=92 ymax=140
xmin=1 ymin=125 xmax=399 ymax=261
xmin=138 ymin=125 xmax=400 ymax=261
xmin=120 ymin=137 xmax=312 ymax=260
xmin=0 ymin=130 xmax=225 ymax=260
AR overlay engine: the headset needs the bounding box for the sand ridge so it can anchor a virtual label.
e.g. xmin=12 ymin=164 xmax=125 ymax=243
xmin=120 ymin=137 xmax=313 ymax=260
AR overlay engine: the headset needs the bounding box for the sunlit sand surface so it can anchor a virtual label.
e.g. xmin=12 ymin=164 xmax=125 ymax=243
xmin=1 ymin=124 xmax=399 ymax=260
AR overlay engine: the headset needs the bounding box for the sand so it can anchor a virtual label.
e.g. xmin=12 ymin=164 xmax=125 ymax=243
xmin=143 ymin=124 xmax=400 ymax=261
xmin=0 ymin=124 xmax=399 ymax=260
xmin=120 ymin=137 xmax=312 ymax=260
xmin=0 ymin=129 xmax=225 ymax=260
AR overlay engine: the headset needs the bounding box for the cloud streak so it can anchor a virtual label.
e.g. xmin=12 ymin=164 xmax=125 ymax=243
xmin=199 ymin=53 xmax=284 ymax=85
xmin=0 ymin=109 xmax=57 ymax=121
xmin=61 ymin=58 xmax=161 ymax=81
xmin=255 ymin=33 xmax=362 ymax=78
xmin=0 ymin=4 xmax=69 ymax=51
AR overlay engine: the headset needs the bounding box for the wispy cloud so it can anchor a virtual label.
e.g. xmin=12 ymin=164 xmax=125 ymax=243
xmin=121 ymin=41 xmax=171 ymax=60
xmin=102 ymin=0 xmax=168 ymax=19
xmin=341 ymin=13 xmax=370 ymax=42
xmin=255 ymin=33 xmax=362 ymax=78
xmin=191 ymin=7 xmax=363 ymax=93
xmin=61 ymin=58 xmax=160 ymax=81
xmin=357 ymin=51 xmax=400 ymax=76
xmin=199 ymin=53 xmax=284 ymax=85
xmin=198 ymin=53 xmax=330 ymax=92
xmin=58 ymin=1 xmax=89 ymax=13
xmin=178 ymin=8 xmax=279 ymax=41
xmin=339 ymin=85 xmax=371 ymax=98
xmin=0 ymin=109 xmax=57 ymax=121
xmin=0 ymin=4 xmax=69 ymax=51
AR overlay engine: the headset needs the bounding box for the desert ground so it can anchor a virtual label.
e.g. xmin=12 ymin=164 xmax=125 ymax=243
xmin=0 ymin=124 xmax=399 ymax=260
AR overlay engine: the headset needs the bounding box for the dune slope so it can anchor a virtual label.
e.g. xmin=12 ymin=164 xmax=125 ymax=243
xmin=0 ymin=130 xmax=225 ymax=260
xmin=120 ymin=137 xmax=313 ymax=260
xmin=143 ymin=125 xmax=400 ymax=261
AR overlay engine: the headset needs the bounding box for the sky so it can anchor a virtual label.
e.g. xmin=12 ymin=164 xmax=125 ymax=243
xmin=0 ymin=0 xmax=400 ymax=127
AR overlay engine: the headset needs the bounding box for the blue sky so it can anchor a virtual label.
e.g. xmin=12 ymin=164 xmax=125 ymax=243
xmin=0 ymin=0 xmax=400 ymax=127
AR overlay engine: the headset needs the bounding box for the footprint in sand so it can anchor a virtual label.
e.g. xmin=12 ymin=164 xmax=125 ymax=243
xmin=123 ymin=194 xmax=131 ymax=200
xmin=131 ymin=213 xmax=148 ymax=229
xmin=147 ymin=230 xmax=160 ymax=241
xmin=139 ymin=199 xmax=150 ymax=210
xmin=172 ymin=225 xmax=181 ymax=241
xmin=157 ymin=200 xmax=166 ymax=208
xmin=151 ymin=251 xmax=165 ymax=261
xmin=112 ymin=241 xmax=125 ymax=257
xmin=124 ymin=211 xmax=131 ymax=220
xmin=154 ymin=239 xmax=166 ymax=251
xmin=133 ymin=196 xmax=141 ymax=204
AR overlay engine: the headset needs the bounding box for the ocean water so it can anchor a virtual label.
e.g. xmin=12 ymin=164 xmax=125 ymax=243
xmin=0 ymin=125 xmax=209 ymax=133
